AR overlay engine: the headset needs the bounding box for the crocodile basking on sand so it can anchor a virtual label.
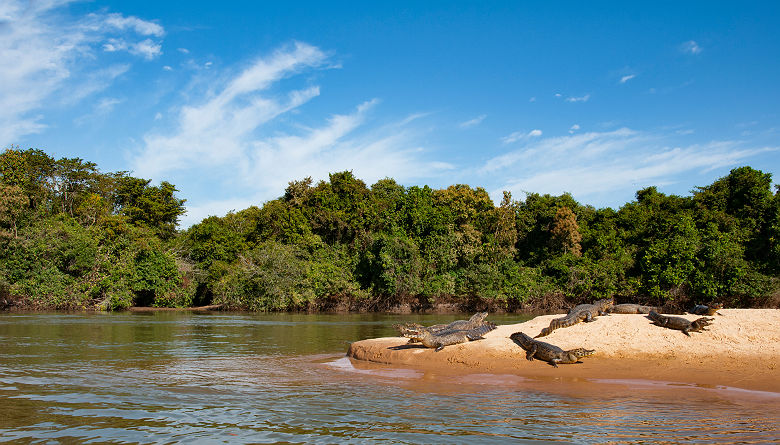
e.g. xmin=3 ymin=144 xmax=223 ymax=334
xmin=688 ymin=303 xmax=723 ymax=316
xmin=647 ymin=311 xmax=714 ymax=336
xmin=608 ymin=303 xmax=660 ymax=314
xmin=510 ymin=332 xmax=595 ymax=368
xmin=404 ymin=324 xmax=496 ymax=351
xmin=535 ymin=298 xmax=614 ymax=338
xmin=394 ymin=312 xmax=496 ymax=343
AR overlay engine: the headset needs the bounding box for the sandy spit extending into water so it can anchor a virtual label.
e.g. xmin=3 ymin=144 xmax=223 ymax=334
xmin=347 ymin=309 xmax=780 ymax=393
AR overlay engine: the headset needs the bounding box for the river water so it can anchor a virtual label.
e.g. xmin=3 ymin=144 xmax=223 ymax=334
xmin=0 ymin=312 xmax=777 ymax=443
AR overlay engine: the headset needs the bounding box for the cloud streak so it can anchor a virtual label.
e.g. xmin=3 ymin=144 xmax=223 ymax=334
xmin=132 ymin=42 xmax=453 ymax=226
xmin=480 ymin=128 xmax=775 ymax=206
xmin=135 ymin=42 xmax=329 ymax=176
xmin=565 ymin=94 xmax=590 ymax=103
xmin=681 ymin=40 xmax=702 ymax=55
xmin=459 ymin=114 xmax=486 ymax=128
xmin=502 ymin=129 xmax=542 ymax=144
xmin=0 ymin=1 xmax=165 ymax=144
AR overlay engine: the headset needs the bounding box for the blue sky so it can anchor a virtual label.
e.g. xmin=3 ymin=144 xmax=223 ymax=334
xmin=2 ymin=1 xmax=779 ymax=226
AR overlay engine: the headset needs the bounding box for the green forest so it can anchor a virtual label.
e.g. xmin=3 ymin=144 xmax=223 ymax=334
xmin=1 ymin=147 xmax=778 ymax=312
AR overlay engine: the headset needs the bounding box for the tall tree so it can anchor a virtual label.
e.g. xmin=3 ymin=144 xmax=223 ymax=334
xmin=113 ymin=176 xmax=186 ymax=238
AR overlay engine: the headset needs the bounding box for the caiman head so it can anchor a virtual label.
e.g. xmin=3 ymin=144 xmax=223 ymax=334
xmin=468 ymin=312 xmax=489 ymax=323
xmin=691 ymin=317 xmax=715 ymax=329
xmin=394 ymin=323 xmax=425 ymax=337
xmin=534 ymin=327 xmax=552 ymax=338
xmin=509 ymin=331 xmax=533 ymax=346
xmin=403 ymin=328 xmax=431 ymax=343
xmin=568 ymin=348 xmax=595 ymax=358
xmin=597 ymin=298 xmax=615 ymax=311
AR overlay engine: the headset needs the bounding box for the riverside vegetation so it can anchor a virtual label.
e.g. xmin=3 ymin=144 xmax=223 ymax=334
xmin=1 ymin=147 xmax=778 ymax=312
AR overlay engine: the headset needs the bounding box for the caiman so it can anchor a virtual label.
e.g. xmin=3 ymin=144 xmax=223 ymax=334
xmin=688 ymin=303 xmax=723 ymax=316
xmin=395 ymin=312 xmax=496 ymax=343
xmin=510 ymin=332 xmax=595 ymax=368
xmin=405 ymin=324 xmax=496 ymax=351
xmin=535 ymin=298 xmax=614 ymax=338
xmin=608 ymin=303 xmax=660 ymax=314
xmin=647 ymin=311 xmax=714 ymax=336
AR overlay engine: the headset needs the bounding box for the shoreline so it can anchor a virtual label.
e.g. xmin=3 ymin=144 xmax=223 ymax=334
xmin=347 ymin=309 xmax=780 ymax=393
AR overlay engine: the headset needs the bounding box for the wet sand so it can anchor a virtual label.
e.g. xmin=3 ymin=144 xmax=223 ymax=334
xmin=347 ymin=309 xmax=780 ymax=393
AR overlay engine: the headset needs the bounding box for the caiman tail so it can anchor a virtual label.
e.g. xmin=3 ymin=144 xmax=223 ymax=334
xmin=535 ymin=315 xmax=578 ymax=338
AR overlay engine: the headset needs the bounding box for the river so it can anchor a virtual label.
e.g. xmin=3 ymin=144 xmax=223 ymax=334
xmin=0 ymin=312 xmax=777 ymax=443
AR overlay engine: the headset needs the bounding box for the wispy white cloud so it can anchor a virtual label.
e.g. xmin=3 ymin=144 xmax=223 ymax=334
xmin=102 ymin=13 xmax=164 ymax=37
xmin=620 ymin=74 xmax=636 ymax=83
xmin=241 ymin=100 xmax=451 ymax=203
xmin=398 ymin=112 xmax=432 ymax=126
xmin=501 ymin=129 xmax=542 ymax=144
xmin=73 ymin=97 xmax=124 ymax=126
xmin=0 ymin=1 xmax=165 ymax=144
xmin=132 ymin=38 xmax=163 ymax=59
xmin=459 ymin=114 xmax=486 ymax=128
xmin=135 ymin=42 xmax=328 ymax=176
xmin=132 ymin=42 xmax=451 ymax=226
xmin=569 ymin=124 xmax=580 ymax=134
xmin=103 ymin=37 xmax=162 ymax=59
xmin=681 ymin=40 xmax=702 ymax=55
xmin=96 ymin=97 xmax=122 ymax=113
xmin=480 ymin=128 xmax=775 ymax=205
xmin=565 ymin=94 xmax=591 ymax=103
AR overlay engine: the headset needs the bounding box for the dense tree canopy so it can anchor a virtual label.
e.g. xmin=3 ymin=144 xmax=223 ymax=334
xmin=1 ymin=146 xmax=778 ymax=311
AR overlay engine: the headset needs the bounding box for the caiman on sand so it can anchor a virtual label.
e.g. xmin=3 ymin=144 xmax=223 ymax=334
xmin=404 ymin=324 xmax=496 ymax=351
xmin=647 ymin=311 xmax=714 ymax=336
xmin=394 ymin=312 xmax=496 ymax=343
xmin=535 ymin=298 xmax=613 ymax=338
xmin=688 ymin=303 xmax=723 ymax=316
xmin=510 ymin=332 xmax=595 ymax=368
xmin=608 ymin=303 xmax=660 ymax=314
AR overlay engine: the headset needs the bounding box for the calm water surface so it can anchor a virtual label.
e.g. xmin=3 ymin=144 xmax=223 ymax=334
xmin=0 ymin=312 xmax=778 ymax=444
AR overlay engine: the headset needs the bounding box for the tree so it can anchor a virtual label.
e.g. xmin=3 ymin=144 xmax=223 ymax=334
xmin=551 ymin=207 xmax=582 ymax=257
xmin=0 ymin=147 xmax=56 ymax=212
xmin=432 ymin=184 xmax=494 ymax=229
xmin=639 ymin=213 xmax=700 ymax=301
xmin=113 ymin=176 xmax=186 ymax=238
xmin=306 ymin=171 xmax=372 ymax=244
xmin=50 ymin=157 xmax=100 ymax=217
xmin=0 ymin=184 xmax=27 ymax=239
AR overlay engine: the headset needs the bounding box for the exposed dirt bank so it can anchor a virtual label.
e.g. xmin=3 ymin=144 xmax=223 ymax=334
xmin=127 ymin=305 xmax=225 ymax=312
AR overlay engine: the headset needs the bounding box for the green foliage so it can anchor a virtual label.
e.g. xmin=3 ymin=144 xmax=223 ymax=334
xmin=639 ymin=213 xmax=700 ymax=300
xmin=0 ymin=147 xmax=191 ymax=310
xmin=309 ymin=241 xmax=369 ymax=306
xmin=359 ymin=234 xmax=423 ymax=299
xmin=1 ymin=147 xmax=778 ymax=312
xmin=212 ymin=241 xmax=314 ymax=311
xmin=0 ymin=184 xmax=27 ymax=238
xmin=3 ymin=216 xmax=97 ymax=308
xmin=130 ymin=249 xmax=187 ymax=307
xmin=114 ymin=177 xmax=186 ymax=239
xmin=184 ymin=215 xmax=246 ymax=268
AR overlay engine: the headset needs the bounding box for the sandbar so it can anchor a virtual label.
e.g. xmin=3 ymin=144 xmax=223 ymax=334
xmin=347 ymin=309 xmax=780 ymax=393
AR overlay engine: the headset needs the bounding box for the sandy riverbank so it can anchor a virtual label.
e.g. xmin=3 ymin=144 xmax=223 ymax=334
xmin=347 ymin=309 xmax=780 ymax=393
